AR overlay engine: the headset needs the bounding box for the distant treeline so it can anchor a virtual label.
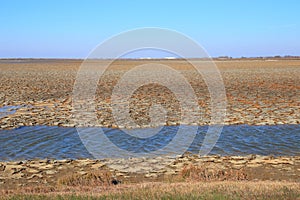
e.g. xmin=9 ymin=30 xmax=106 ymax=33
xmin=1 ymin=56 xmax=300 ymax=61
xmin=215 ymin=55 xmax=300 ymax=60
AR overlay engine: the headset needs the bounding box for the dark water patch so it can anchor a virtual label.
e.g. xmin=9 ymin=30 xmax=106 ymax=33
xmin=0 ymin=125 xmax=299 ymax=161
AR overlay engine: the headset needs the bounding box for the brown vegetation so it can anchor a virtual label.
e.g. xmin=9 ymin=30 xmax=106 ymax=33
xmin=1 ymin=181 xmax=299 ymax=199
xmin=180 ymin=164 xmax=248 ymax=181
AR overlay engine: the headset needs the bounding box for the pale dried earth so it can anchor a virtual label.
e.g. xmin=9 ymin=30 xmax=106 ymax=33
xmin=0 ymin=59 xmax=299 ymax=129
xmin=0 ymin=155 xmax=299 ymax=190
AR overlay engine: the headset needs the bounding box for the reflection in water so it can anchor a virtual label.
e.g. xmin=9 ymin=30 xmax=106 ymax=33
xmin=0 ymin=125 xmax=299 ymax=161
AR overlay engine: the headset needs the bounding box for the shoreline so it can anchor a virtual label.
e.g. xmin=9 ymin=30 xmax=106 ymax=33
xmin=0 ymin=99 xmax=299 ymax=130
xmin=1 ymin=155 xmax=300 ymax=189
xmin=1 ymin=119 xmax=300 ymax=130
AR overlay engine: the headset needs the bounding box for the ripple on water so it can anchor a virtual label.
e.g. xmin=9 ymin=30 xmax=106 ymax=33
xmin=0 ymin=125 xmax=299 ymax=161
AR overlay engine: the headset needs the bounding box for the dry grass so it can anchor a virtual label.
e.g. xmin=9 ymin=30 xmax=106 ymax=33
xmin=180 ymin=164 xmax=248 ymax=181
xmin=57 ymin=170 xmax=113 ymax=187
xmin=1 ymin=159 xmax=299 ymax=199
xmin=1 ymin=181 xmax=299 ymax=200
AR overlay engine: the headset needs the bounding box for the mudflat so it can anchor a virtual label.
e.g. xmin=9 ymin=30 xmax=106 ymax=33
xmin=0 ymin=59 xmax=299 ymax=129
xmin=0 ymin=155 xmax=299 ymax=199
xmin=1 ymin=155 xmax=300 ymax=187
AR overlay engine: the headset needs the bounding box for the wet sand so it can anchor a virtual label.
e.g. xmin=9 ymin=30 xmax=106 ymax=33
xmin=0 ymin=59 xmax=299 ymax=129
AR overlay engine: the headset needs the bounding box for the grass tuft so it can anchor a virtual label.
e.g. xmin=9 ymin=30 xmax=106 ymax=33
xmin=57 ymin=170 xmax=113 ymax=186
xmin=180 ymin=164 xmax=248 ymax=181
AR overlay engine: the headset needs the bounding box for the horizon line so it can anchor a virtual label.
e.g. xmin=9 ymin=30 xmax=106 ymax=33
xmin=1 ymin=55 xmax=300 ymax=60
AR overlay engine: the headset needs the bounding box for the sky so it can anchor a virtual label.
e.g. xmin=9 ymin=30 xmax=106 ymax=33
xmin=0 ymin=0 xmax=299 ymax=58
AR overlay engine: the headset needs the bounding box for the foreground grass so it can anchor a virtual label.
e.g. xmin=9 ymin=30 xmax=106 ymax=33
xmin=3 ymin=181 xmax=300 ymax=200
xmin=4 ymin=193 xmax=237 ymax=200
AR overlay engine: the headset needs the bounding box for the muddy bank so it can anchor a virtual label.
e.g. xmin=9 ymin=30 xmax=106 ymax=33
xmin=0 ymin=59 xmax=299 ymax=129
xmin=0 ymin=155 xmax=299 ymax=190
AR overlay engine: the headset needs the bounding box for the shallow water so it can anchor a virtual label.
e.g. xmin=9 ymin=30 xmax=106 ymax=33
xmin=0 ymin=105 xmax=21 ymax=119
xmin=0 ymin=125 xmax=299 ymax=161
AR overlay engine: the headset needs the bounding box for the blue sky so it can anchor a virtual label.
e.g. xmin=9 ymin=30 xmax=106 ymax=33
xmin=0 ymin=0 xmax=299 ymax=58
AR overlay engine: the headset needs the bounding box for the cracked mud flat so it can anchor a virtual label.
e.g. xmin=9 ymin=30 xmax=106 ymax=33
xmin=0 ymin=59 xmax=299 ymax=129
xmin=0 ymin=155 xmax=299 ymax=190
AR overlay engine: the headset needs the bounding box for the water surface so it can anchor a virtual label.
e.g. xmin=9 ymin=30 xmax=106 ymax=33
xmin=0 ymin=125 xmax=299 ymax=161
xmin=0 ymin=105 xmax=21 ymax=119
